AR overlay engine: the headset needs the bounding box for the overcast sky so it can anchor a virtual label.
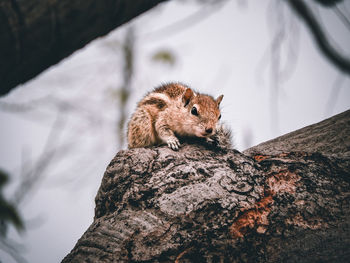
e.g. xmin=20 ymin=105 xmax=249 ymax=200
xmin=0 ymin=0 xmax=349 ymax=262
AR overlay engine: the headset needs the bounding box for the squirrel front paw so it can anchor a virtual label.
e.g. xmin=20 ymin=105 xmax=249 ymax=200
xmin=206 ymin=137 xmax=215 ymax=143
xmin=206 ymin=135 xmax=220 ymax=148
xmin=166 ymin=137 xmax=180 ymax=150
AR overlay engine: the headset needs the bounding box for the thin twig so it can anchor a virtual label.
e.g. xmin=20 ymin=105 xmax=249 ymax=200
xmin=0 ymin=238 xmax=27 ymax=263
xmin=13 ymin=112 xmax=68 ymax=205
xmin=333 ymin=5 xmax=350 ymax=32
xmin=140 ymin=0 xmax=228 ymax=41
xmin=324 ymin=74 xmax=345 ymax=117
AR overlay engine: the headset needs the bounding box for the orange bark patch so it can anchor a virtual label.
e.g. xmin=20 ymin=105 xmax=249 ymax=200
xmin=175 ymin=247 xmax=194 ymax=263
xmin=230 ymin=167 xmax=302 ymax=239
xmin=253 ymin=155 xmax=270 ymax=162
xmin=230 ymin=195 xmax=273 ymax=238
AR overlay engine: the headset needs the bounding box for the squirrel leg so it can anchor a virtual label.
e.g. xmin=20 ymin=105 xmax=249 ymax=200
xmin=155 ymin=119 xmax=180 ymax=150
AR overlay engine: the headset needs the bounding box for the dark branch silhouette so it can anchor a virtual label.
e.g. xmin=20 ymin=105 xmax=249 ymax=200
xmin=0 ymin=0 xmax=168 ymax=96
xmin=286 ymin=0 xmax=350 ymax=74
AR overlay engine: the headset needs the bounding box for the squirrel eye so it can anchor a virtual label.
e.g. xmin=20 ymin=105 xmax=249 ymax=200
xmin=191 ymin=106 xmax=198 ymax=116
xmin=218 ymin=114 xmax=221 ymax=120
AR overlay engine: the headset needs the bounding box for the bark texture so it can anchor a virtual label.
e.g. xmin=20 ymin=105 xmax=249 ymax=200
xmin=0 ymin=0 xmax=167 ymax=95
xmin=244 ymin=110 xmax=350 ymax=158
xmin=62 ymin=110 xmax=350 ymax=262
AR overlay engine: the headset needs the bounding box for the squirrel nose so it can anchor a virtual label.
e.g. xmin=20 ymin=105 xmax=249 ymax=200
xmin=205 ymin=128 xmax=213 ymax=134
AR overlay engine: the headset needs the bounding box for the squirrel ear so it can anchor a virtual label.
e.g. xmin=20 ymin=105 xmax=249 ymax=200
xmin=216 ymin=95 xmax=224 ymax=107
xmin=183 ymin=88 xmax=194 ymax=107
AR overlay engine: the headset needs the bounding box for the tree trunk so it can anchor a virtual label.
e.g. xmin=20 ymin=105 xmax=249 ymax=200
xmin=0 ymin=0 xmax=167 ymax=95
xmin=62 ymin=110 xmax=350 ymax=262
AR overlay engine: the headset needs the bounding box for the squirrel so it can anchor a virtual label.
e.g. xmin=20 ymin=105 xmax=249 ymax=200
xmin=127 ymin=82 xmax=232 ymax=151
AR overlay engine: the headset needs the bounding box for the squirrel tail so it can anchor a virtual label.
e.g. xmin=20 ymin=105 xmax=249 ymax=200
xmin=210 ymin=124 xmax=233 ymax=151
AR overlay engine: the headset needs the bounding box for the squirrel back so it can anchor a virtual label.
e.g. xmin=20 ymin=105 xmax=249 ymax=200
xmin=127 ymin=83 xmax=231 ymax=150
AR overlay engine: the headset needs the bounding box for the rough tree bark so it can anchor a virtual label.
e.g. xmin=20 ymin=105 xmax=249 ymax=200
xmin=0 ymin=0 xmax=168 ymax=95
xmin=62 ymin=110 xmax=350 ymax=262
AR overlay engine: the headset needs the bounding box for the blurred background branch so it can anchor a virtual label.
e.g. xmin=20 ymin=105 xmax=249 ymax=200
xmin=287 ymin=0 xmax=350 ymax=74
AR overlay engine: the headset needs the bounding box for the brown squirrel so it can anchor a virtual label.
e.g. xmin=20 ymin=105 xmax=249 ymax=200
xmin=127 ymin=82 xmax=232 ymax=150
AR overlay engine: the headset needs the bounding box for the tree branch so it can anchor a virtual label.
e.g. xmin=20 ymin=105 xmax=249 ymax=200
xmin=62 ymin=110 xmax=350 ymax=262
xmin=0 ymin=0 xmax=168 ymax=96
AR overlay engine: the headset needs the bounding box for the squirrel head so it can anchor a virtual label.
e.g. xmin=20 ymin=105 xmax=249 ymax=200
xmin=181 ymin=88 xmax=223 ymax=138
